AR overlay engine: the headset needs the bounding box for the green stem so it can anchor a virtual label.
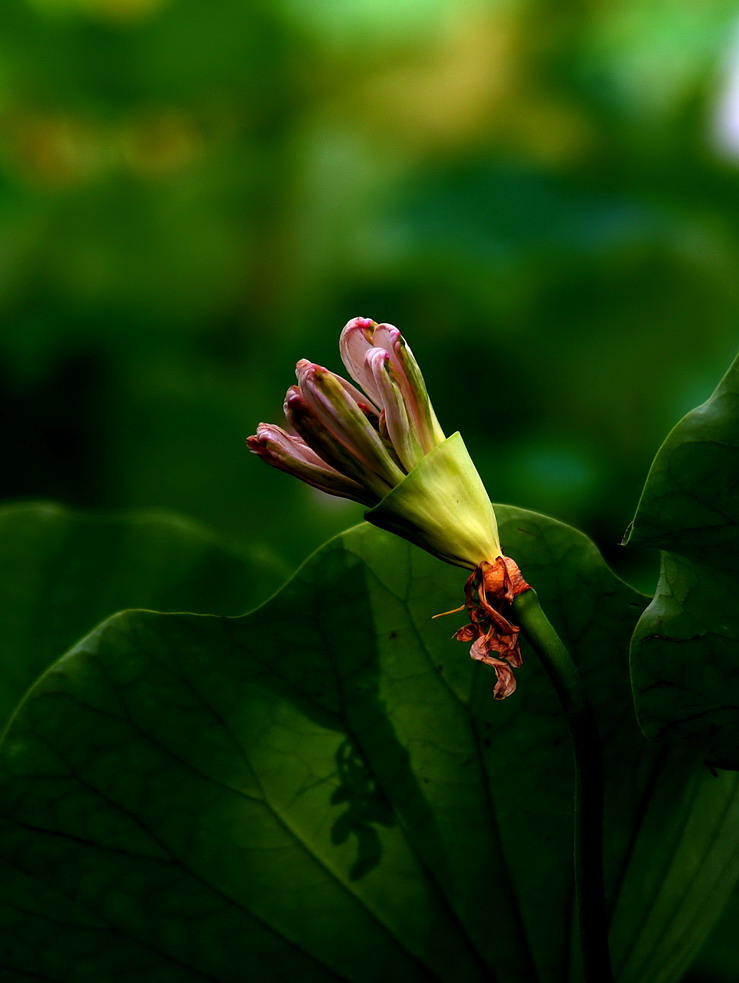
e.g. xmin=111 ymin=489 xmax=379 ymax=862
xmin=511 ymin=588 xmax=613 ymax=983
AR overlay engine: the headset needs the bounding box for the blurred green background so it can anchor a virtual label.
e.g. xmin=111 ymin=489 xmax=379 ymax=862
xmin=1 ymin=1 xmax=739 ymax=979
xmin=2 ymin=0 xmax=738 ymax=581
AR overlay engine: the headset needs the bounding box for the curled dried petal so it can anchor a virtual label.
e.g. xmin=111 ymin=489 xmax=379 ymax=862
xmin=490 ymin=659 xmax=517 ymax=700
xmin=468 ymin=638 xmax=517 ymax=698
xmin=443 ymin=555 xmax=530 ymax=699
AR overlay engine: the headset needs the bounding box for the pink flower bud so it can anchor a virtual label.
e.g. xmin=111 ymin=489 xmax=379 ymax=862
xmin=291 ymin=360 xmax=404 ymax=494
xmin=248 ymin=317 xmax=446 ymax=509
xmin=246 ymin=424 xmax=371 ymax=504
xmin=340 ymin=317 xmax=445 ymax=463
xmin=247 ymin=316 xmax=527 ymax=700
xmin=282 ymin=384 xmax=394 ymax=502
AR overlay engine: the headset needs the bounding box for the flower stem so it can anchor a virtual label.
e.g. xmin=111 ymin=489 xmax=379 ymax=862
xmin=511 ymin=588 xmax=613 ymax=983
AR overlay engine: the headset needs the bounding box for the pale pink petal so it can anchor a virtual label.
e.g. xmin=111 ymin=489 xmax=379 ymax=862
xmin=284 ymin=389 xmax=387 ymax=500
xmin=339 ymin=317 xmax=382 ymax=405
xmin=370 ymin=323 xmax=402 ymax=360
xmin=252 ymin=423 xmax=331 ymax=470
xmin=365 ymin=348 xmax=423 ymax=471
xmin=246 ymin=423 xmax=373 ymax=504
xmin=359 ymin=323 xmax=444 ymax=454
xmin=296 ymin=358 xmax=377 ymax=415
xmin=293 ymin=362 xmax=404 ymax=493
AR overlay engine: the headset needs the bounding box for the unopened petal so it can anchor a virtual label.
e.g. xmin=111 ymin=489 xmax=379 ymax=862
xmin=296 ymin=361 xmax=405 ymax=491
xmin=284 ymin=387 xmax=394 ymax=502
xmin=365 ymin=348 xmax=424 ymax=471
xmin=371 ymin=323 xmax=402 ymax=359
xmin=339 ymin=317 xmax=382 ymax=404
xmin=249 ymin=422 xmax=327 ymax=470
xmin=357 ymin=321 xmax=445 ymax=454
xmin=247 ymin=423 xmax=374 ymax=504
xmin=390 ymin=332 xmax=446 ymax=452
xmin=296 ymin=358 xmax=377 ymax=415
xmin=284 ymin=388 xmax=384 ymax=498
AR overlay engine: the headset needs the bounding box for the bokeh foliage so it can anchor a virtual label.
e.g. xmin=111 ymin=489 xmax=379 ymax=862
xmin=2 ymin=0 xmax=738 ymax=581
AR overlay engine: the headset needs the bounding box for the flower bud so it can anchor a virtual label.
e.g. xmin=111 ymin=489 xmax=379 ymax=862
xmin=247 ymin=316 xmax=531 ymax=700
xmin=247 ymin=424 xmax=371 ymax=504
xmin=340 ymin=317 xmax=445 ymax=458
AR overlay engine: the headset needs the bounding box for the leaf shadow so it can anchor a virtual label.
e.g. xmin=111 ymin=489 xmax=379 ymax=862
xmin=329 ymin=738 xmax=396 ymax=881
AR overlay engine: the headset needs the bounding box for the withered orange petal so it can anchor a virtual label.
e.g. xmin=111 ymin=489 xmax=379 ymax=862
xmin=454 ymin=624 xmax=479 ymax=642
xmin=490 ymin=660 xmax=517 ymax=700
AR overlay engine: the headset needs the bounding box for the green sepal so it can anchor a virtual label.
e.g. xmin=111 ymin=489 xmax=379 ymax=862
xmin=364 ymin=431 xmax=501 ymax=569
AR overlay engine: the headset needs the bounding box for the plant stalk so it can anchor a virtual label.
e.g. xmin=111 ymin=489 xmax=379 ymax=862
xmin=511 ymin=588 xmax=613 ymax=983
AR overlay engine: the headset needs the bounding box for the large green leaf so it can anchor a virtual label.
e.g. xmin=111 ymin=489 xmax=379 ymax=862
xmin=2 ymin=507 xmax=738 ymax=981
xmin=686 ymin=884 xmax=739 ymax=983
xmin=0 ymin=501 xmax=285 ymax=728
xmin=626 ymin=354 xmax=739 ymax=768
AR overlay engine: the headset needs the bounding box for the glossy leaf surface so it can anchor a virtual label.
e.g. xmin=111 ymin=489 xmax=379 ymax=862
xmin=0 ymin=501 xmax=284 ymax=728
xmin=627 ymin=355 xmax=739 ymax=767
xmin=2 ymin=508 xmax=738 ymax=981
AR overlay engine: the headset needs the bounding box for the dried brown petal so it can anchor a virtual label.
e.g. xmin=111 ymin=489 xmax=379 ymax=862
xmin=446 ymin=554 xmax=531 ymax=700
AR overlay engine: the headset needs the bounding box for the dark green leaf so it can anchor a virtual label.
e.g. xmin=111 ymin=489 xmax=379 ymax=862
xmin=1 ymin=509 xmax=738 ymax=981
xmin=626 ymin=354 xmax=739 ymax=767
xmin=0 ymin=501 xmax=286 ymax=728
xmin=686 ymin=885 xmax=739 ymax=983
